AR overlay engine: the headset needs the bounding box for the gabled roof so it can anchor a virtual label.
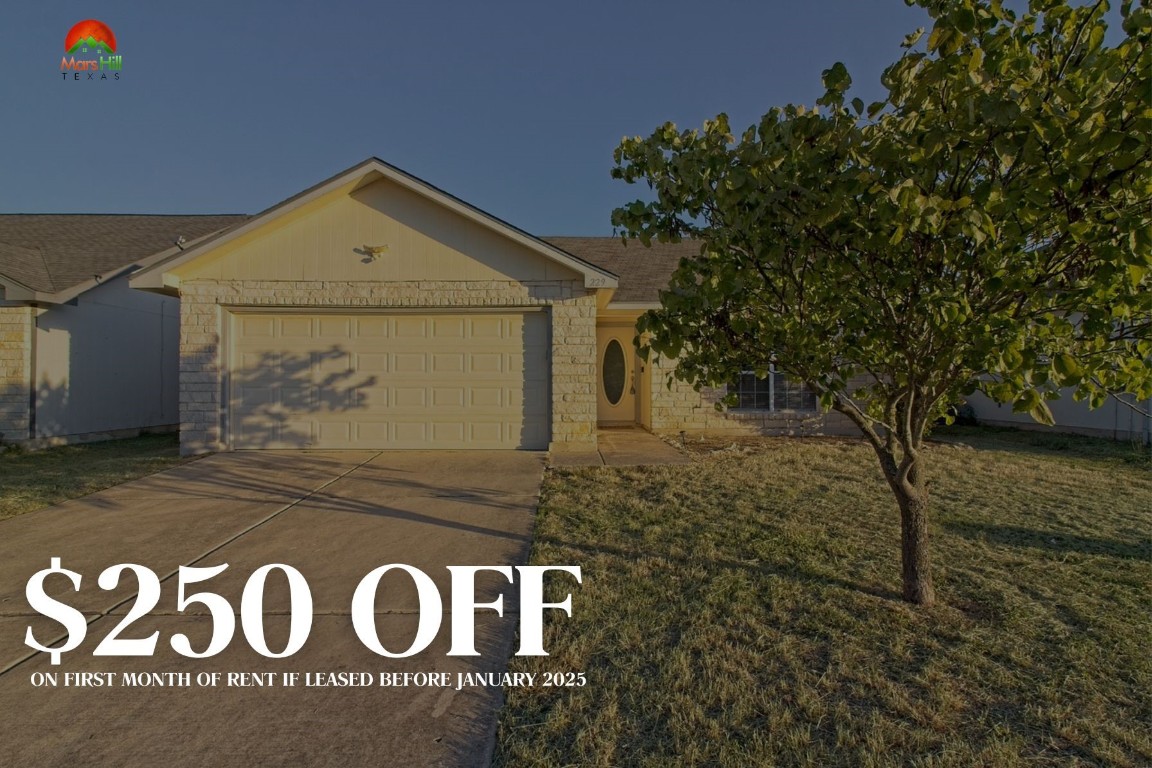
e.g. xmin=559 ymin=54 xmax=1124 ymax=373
xmin=132 ymin=158 xmax=618 ymax=291
xmin=545 ymin=237 xmax=698 ymax=305
xmin=0 ymin=214 xmax=248 ymax=302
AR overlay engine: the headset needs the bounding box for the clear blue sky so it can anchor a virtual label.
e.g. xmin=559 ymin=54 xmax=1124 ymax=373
xmin=3 ymin=2 xmax=940 ymax=233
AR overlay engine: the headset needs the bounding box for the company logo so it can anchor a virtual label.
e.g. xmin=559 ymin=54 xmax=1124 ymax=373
xmin=60 ymin=19 xmax=122 ymax=80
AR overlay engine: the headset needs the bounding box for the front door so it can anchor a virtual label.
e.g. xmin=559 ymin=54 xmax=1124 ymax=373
xmin=596 ymin=326 xmax=638 ymax=425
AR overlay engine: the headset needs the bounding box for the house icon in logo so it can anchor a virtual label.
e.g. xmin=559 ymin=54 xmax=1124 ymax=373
xmin=64 ymin=20 xmax=116 ymax=54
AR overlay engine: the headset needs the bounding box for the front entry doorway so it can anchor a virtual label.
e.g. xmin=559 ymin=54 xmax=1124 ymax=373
xmin=596 ymin=325 xmax=640 ymax=425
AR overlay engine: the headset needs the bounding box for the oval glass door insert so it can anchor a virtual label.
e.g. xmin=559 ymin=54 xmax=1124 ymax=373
xmin=603 ymin=339 xmax=626 ymax=405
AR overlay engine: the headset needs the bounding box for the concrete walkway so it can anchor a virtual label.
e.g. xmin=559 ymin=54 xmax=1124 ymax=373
xmin=0 ymin=450 xmax=545 ymax=767
xmin=550 ymin=428 xmax=693 ymax=468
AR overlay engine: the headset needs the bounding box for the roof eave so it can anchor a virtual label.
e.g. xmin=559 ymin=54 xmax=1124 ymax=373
xmin=0 ymin=274 xmax=56 ymax=303
xmin=129 ymin=231 xmax=242 ymax=291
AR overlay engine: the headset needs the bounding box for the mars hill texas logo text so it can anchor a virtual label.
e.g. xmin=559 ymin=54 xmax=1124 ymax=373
xmin=60 ymin=19 xmax=121 ymax=80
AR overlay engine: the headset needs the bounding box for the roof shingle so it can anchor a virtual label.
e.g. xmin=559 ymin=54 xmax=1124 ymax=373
xmin=544 ymin=237 xmax=698 ymax=304
xmin=0 ymin=214 xmax=248 ymax=295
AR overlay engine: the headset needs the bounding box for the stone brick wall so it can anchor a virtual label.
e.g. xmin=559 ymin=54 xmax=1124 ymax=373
xmin=647 ymin=354 xmax=861 ymax=438
xmin=177 ymin=279 xmax=597 ymax=455
xmin=0 ymin=306 xmax=33 ymax=443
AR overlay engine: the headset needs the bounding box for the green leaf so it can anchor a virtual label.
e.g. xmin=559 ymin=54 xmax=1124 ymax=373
xmin=1053 ymin=353 xmax=1083 ymax=384
xmin=954 ymin=7 xmax=977 ymax=32
xmin=980 ymin=98 xmax=1022 ymax=126
xmin=821 ymin=62 xmax=852 ymax=94
xmin=968 ymin=47 xmax=985 ymax=73
xmin=1029 ymin=398 xmax=1056 ymax=426
xmin=902 ymin=28 xmax=925 ymax=49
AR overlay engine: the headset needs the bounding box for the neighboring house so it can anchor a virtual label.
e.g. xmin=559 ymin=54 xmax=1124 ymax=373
xmin=966 ymin=390 xmax=1151 ymax=443
xmin=122 ymin=158 xmax=853 ymax=456
xmin=0 ymin=214 xmax=246 ymax=446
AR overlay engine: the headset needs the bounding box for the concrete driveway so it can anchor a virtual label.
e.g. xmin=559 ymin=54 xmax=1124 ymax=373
xmin=0 ymin=450 xmax=545 ymax=767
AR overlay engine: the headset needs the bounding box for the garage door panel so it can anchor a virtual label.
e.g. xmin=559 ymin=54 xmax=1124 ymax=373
xmin=355 ymin=317 xmax=390 ymax=337
xmin=279 ymin=420 xmax=315 ymax=445
xmin=469 ymin=353 xmax=503 ymax=374
xmin=393 ymin=353 xmax=426 ymax=374
xmin=316 ymin=387 xmax=352 ymax=411
xmin=431 ymin=423 xmax=466 ymax=443
xmin=277 ymin=385 xmax=314 ymax=410
xmin=470 ymin=388 xmax=503 ymax=408
xmin=392 ymin=387 xmax=427 ymax=408
xmin=237 ymin=386 xmax=275 ymax=407
xmin=394 ymin=317 xmax=428 ymax=337
xmin=432 ymin=353 xmax=465 ymax=373
xmin=231 ymin=311 xmax=549 ymax=450
xmin=239 ymin=316 xmax=275 ymax=337
xmin=317 ymin=317 xmax=351 ymax=338
xmin=355 ymin=422 xmax=390 ymax=442
xmin=432 ymin=318 xmax=466 ymax=338
xmin=432 ymin=387 xmax=465 ymax=407
xmin=355 ymin=353 xmax=390 ymax=374
xmin=314 ymin=350 xmax=353 ymax=375
xmin=393 ymin=422 xmax=428 ymax=443
xmin=468 ymin=316 xmax=505 ymax=338
xmin=239 ymin=351 xmax=275 ymax=373
xmin=470 ymin=423 xmax=502 ymax=443
xmin=279 ymin=317 xmax=313 ymax=337
xmin=318 ymin=422 xmax=351 ymax=443
xmin=354 ymin=386 xmax=389 ymax=407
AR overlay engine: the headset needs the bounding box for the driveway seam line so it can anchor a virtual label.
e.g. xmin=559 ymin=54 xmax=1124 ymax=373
xmin=1 ymin=450 xmax=383 ymax=678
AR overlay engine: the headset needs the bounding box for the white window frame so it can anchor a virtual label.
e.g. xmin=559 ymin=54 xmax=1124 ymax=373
xmin=728 ymin=364 xmax=817 ymax=413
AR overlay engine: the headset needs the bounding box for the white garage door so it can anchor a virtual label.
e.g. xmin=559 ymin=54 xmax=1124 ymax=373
xmin=229 ymin=312 xmax=549 ymax=450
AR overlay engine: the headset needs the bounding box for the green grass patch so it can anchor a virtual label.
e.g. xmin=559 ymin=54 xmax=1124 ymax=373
xmin=0 ymin=434 xmax=189 ymax=520
xmin=496 ymin=429 xmax=1151 ymax=767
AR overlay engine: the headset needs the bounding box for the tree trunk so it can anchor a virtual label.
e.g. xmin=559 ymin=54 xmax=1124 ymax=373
xmin=895 ymin=488 xmax=935 ymax=606
xmin=839 ymin=403 xmax=938 ymax=607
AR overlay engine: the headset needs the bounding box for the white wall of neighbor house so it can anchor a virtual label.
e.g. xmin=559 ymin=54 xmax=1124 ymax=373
xmin=33 ymin=276 xmax=180 ymax=441
xmin=966 ymin=390 xmax=1151 ymax=443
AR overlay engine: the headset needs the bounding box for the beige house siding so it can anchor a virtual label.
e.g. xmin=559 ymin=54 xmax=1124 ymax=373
xmin=0 ymin=305 xmax=34 ymax=443
xmin=177 ymin=179 xmax=582 ymax=285
xmin=178 ymin=279 xmax=597 ymax=455
xmin=645 ymin=353 xmax=860 ymax=438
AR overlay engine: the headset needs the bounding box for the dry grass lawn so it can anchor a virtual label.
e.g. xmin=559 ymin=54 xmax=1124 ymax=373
xmin=0 ymin=434 xmax=188 ymax=519
xmin=496 ymin=427 xmax=1151 ymax=767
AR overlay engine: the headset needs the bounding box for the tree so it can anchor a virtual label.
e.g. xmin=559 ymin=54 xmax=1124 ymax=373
xmin=611 ymin=0 xmax=1151 ymax=606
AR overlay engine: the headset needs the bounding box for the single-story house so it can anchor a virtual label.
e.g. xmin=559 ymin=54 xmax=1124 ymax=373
xmin=116 ymin=158 xmax=853 ymax=456
xmin=47 ymin=157 xmax=1152 ymax=454
xmin=0 ymin=214 xmax=245 ymax=447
